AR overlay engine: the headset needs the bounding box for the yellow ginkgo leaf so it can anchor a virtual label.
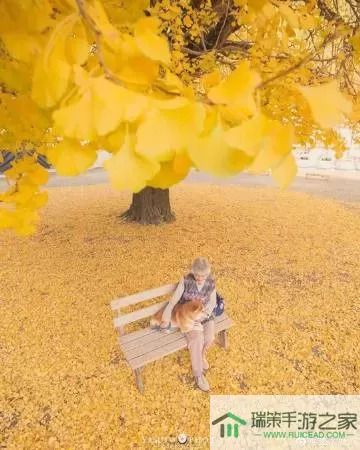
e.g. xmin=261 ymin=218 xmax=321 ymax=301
xmin=32 ymin=55 xmax=71 ymax=109
xmin=200 ymin=107 xmax=219 ymax=137
xmin=172 ymin=149 xmax=193 ymax=175
xmin=183 ymin=15 xmax=193 ymax=28
xmin=22 ymin=191 xmax=49 ymax=210
xmin=8 ymin=95 xmax=52 ymax=130
xmin=300 ymin=14 xmax=319 ymax=30
xmin=147 ymin=153 xmax=191 ymax=189
xmin=189 ymin=121 xmax=252 ymax=177
xmin=108 ymin=36 xmax=160 ymax=85
xmin=53 ymin=76 xmax=149 ymax=140
xmin=53 ymin=94 xmax=93 ymax=140
xmin=134 ymin=17 xmax=171 ymax=65
xmin=118 ymin=58 xmax=159 ymax=85
xmin=14 ymin=206 xmax=40 ymax=224
xmin=285 ymin=24 xmax=296 ymax=37
xmin=106 ymin=126 xmax=127 ymax=152
xmin=249 ymin=121 xmax=294 ymax=173
xmin=201 ymin=71 xmax=222 ymax=91
xmin=225 ymin=114 xmax=295 ymax=173
xmin=219 ymin=104 xmax=250 ymax=124
xmin=350 ymin=31 xmax=360 ymax=53
xmin=12 ymin=207 xmax=40 ymax=236
xmin=350 ymin=95 xmax=360 ymax=122
xmin=2 ymin=167 xmax=18 ymax=180
xmin=279 ymin=5 xmax=299 ymax=28
xmin=225 ymin=148 xmax=253 ymax=174
xmin=73 ymin=64 xmax=91 ymax=88
xmin=208 ymin=61 xmax=261 ymax=115
xmin=66 ymin=22 xmax=89 ymax=65
xmin=103 ymin=131 xmax=160 ymax=193
xmin=158 ymin=69 xmax=185 ymax=93
xmin=27 ymin=166 xmax=49 ymax=185
xmin=247 ymin=0 xmax=268 ymax=12
xmin=12 ymin=155 xmax=36 ymax=174
xmin=262 ymin=2 xmax=277 ymax=19
xmin=183 ymin=86 xmax=196 ymax=101
xmin=11 ymin=183 xmax=37 ymax=205
xmin=92 ymin=77 xmax=149 ymax=125
xmin=271 ymin=151 xmax=298 ymax=189
xmin=47 ymin=140 xmax=97 ymax=176
xmin=149 ymin=95 xmax=190 ymax=110
xmin=14 ymin=0 xmax=54 ymax=33
xmin=31 ymin=16 xmax=74 ymax=109
xmin=225 ymin=114 xmax=268 ymax=156
xmin=1 ymin=31 xmax=43 ymax=63
xmin=88 ymin=0 xmax=122 ymax=50
xmin=136 ymin=102 xmax=206 ymax=162
xmin=297 ymin=81 xmax=353 ymax=129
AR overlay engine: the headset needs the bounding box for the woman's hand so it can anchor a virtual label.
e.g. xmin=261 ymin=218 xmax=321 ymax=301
xmin=198 ymin=311 xmax=209 ymax=321
xmin=159 ymin=321 xmax=171 ymax=333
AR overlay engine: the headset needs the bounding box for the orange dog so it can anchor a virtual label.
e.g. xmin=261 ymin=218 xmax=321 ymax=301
xmin=150 ymin=299 xmax=205 ymax=333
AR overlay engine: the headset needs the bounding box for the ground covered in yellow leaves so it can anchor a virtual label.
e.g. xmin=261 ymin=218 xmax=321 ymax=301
xmin=1 ymin=183 xmax=359 ymax=449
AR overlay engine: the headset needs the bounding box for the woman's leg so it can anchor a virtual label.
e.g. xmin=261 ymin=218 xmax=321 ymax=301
xmin=203 ymin=319 xmax=215 ymax=351
xmin=185 ymin=329 xmax=204 ymax=378
xmin=202 ymin=319 xmax=215 ymax=367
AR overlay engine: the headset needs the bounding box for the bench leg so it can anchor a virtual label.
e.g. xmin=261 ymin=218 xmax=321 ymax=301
xmin=133 ymin=368 xmax=144 ymax=394
xmin=218 ymin=330 xmax=228 ymax=349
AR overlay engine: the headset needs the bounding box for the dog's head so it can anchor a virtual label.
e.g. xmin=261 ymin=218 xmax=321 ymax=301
xmin=173 ymin=299 xmax=206 ymax=333
xmin=182 ymin=299 xmax=205 ymax=319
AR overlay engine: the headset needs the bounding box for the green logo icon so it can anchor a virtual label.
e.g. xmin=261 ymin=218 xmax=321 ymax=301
xmin=212 ymin=412 xmax=247 ymax=438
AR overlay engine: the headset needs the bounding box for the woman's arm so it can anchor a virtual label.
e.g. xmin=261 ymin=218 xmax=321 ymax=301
xmin=160 ymin=278 xmax=185 ymax=325
xmin=203 ymin=288 xmax=217 ymax=318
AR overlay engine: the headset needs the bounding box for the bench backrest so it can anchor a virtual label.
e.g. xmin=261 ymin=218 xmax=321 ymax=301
xmin=111 ymin=283 xmax=177 ymax=335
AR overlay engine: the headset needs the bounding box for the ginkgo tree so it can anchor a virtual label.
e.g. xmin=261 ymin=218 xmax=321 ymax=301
xmin=0 ymin=0 xmax=358 ymax=235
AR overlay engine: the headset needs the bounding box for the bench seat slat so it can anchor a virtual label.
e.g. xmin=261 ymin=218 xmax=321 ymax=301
xmin=120 ymin=313 xmax=232 ymax=352
xmin=122 ymin=329 xmax=186 ymax=359
xmin=129 ymin=336 xmax=187 ymax=370
xmin=117 ymin=310 xmax=231 ymax=344
xmin=124 ymin=316 xmax=235 ymax=370
xmin=118 ymin=326 xmax=160 ymax=344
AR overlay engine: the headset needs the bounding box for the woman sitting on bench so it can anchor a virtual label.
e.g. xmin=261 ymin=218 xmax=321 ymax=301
xmin=160 ymin=257 xmax=216 ymax=392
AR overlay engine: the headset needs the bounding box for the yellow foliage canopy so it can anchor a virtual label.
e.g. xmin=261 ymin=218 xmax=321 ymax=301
xmin=0 ymin=0 xmax=358 ymax=235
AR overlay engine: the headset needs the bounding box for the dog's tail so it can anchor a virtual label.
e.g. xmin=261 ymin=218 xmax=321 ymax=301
xmin=150 ymin=304 xmax=167 ymax=329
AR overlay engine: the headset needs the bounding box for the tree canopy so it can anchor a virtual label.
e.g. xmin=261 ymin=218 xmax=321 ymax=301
xmin=0 ymin=0 xmax=359 ymax=235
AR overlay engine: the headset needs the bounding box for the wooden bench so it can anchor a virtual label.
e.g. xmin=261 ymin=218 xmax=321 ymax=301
xmin=110 ymin=283 xmax=235 ymax=393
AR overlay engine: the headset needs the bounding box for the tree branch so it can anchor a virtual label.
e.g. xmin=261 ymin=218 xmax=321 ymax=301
xmin=200 ymin=31 xmax=207 ymax=51
xmin=75 ymin=0 xmax=122 ymax=85
xmin=344 ymin=0 xmax=360 ymax=22
xmin=219 ymin=40 xmax=253 ymax=53
xmin=76 ymin=0 xmax=183 ymax=99
xmin=257 ymin=33 xmax=339 ymax=89
xmin=215 ymin=0 xmax=230 ymax=49
xmin=181 ymin=46 xmax=209 ymax=56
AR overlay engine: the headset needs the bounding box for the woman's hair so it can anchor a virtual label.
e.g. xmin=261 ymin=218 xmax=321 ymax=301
xmin=191 ymin=257 xmax=211 ymax=276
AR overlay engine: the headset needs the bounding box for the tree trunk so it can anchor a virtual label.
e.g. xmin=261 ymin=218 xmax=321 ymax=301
xmin=119 ymin=187 xmax=175 ymax=225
